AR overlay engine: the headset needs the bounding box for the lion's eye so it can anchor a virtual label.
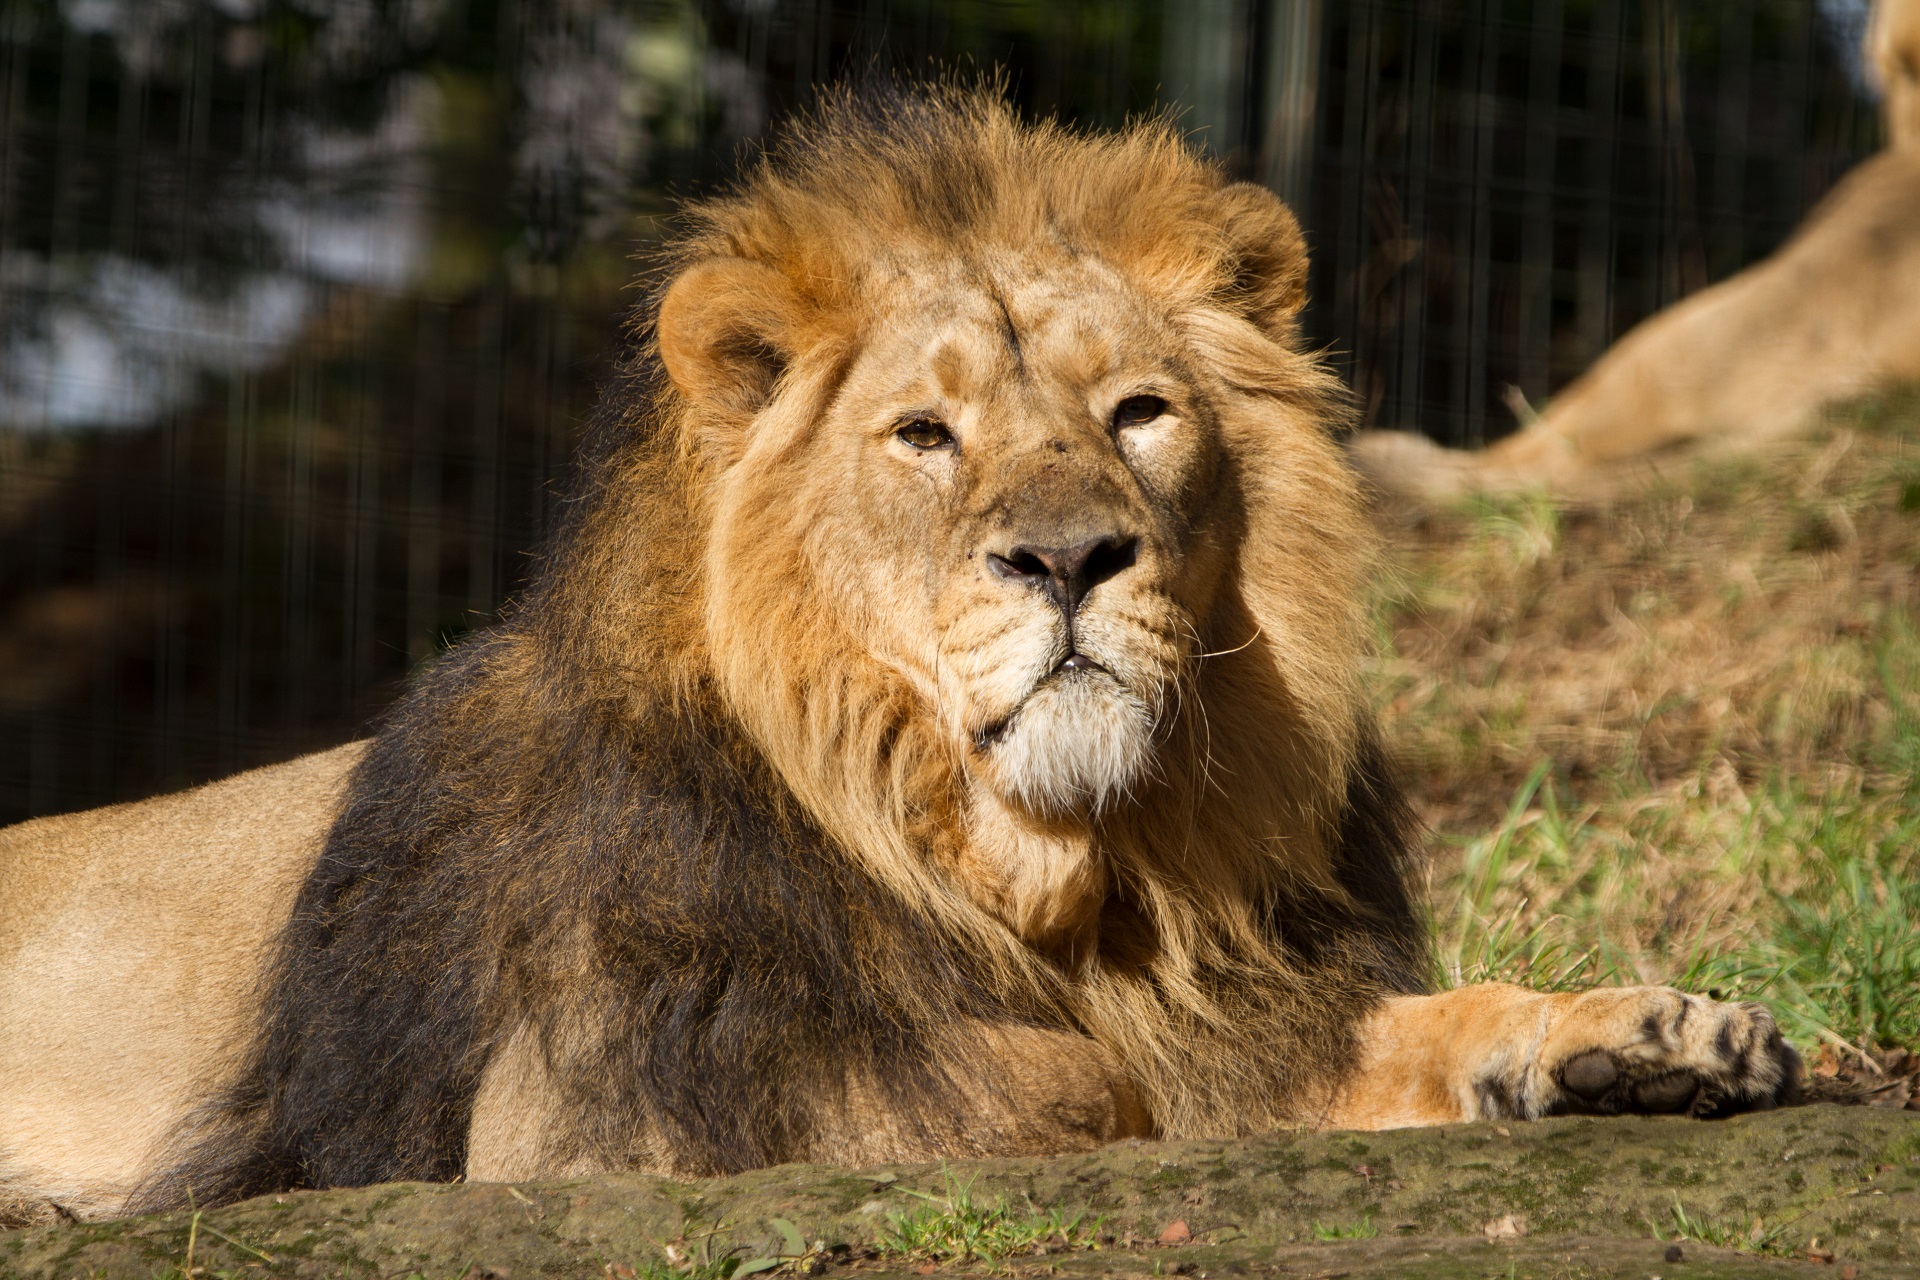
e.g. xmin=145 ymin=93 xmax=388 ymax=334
xmin=895 ymin=418 xmax=955 ymax=451
xmin=1112 ymin=395 xmax=1168 ymax=429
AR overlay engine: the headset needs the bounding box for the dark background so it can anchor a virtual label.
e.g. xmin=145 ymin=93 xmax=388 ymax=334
xmin=0 ymin=0 xmax=1886 ymax=821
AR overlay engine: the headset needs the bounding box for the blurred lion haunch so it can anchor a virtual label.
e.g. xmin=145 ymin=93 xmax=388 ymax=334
xmin=0 ymin=87 xmax=1798 ymax=1224
xmin=1354 ymin=0 xmax=1920 ymax=498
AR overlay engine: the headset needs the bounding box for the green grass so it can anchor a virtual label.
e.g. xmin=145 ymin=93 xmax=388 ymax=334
xmin=1431 ymin=753 xmax=1920 ymax=1056
xmin=603 ymin=1180 xmax=1103 ymax=1280
xmin=1309 ymin=1216 xmax=1378 ymax=1242
xmin=879 ymin=1171 xmax=1106 ymax=1264
xmin=1656 ymin=1197 xmax=1796 ymax=1256
xmin=151 ymin=1200 xmax=285 ymax=1280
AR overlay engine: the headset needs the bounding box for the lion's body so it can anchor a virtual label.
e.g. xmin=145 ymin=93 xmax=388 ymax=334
xmin=0 ymin=89 xmax=1795 ymax=1224
xmin=1352 ymin=147 xmax=1920 ymax=499
xmin=0 ymin=746 xmax=362 ymax=1219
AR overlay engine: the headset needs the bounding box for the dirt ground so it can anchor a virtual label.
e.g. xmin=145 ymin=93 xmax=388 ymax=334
xmin=6 ymin=1108 xmax=1918 ymax=1280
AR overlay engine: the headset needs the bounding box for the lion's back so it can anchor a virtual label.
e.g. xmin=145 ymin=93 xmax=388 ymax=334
xmin=0 ymin=742 xmax=364 ymax=1217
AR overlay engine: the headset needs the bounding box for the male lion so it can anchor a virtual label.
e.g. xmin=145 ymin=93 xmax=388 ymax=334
xmin=0 ymin=89 xmax=1796 ymax=1224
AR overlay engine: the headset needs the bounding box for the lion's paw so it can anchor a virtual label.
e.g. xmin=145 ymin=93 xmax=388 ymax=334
xmin=1539 ymin=987 xmax=1801 ymax=1118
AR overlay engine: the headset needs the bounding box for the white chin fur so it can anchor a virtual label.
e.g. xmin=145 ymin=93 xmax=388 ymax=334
xmin=985 ymin=672 xmax=1155 ymax=814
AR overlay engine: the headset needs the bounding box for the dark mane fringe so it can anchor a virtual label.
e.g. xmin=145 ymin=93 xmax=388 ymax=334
xmin=135 ymin=89 xmax=1430 ymax=1208
xmin=1327 ymin=732 xmax=1428 ymax=995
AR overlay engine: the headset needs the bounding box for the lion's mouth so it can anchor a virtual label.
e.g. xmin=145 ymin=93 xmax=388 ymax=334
xmin=969 ymin=654 xmax=1113 ymax=754
xmin=972 ymin=715 xmax=1015 ymax=754
xmin=965 ymin=659 xmax=1158 ymax=814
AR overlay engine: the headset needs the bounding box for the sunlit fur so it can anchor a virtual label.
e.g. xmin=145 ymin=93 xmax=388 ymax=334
xmin=1871 ymin=0 xmax=1918 ymax=152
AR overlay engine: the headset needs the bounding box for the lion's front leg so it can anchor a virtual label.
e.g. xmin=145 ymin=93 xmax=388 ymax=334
xmin=1324 ymin=982 xmax=1800 ymax=1130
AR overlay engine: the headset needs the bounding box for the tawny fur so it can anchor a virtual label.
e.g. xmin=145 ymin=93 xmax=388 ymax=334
xmin=1874 ymin=0 xmax=1920 ymax=151
xmin=0 ymin=87 xmax=1796 ymax=1223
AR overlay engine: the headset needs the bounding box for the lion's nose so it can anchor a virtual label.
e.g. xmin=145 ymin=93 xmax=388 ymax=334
xmin=987 ymin=535 xmax=1138 ymax=614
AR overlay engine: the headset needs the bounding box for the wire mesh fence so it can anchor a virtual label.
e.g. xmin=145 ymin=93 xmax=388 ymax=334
xmin=0 ymin=0 xmax=1885 ymax=820
xmin=1304 ymin=0 xmax=1882 ymax=443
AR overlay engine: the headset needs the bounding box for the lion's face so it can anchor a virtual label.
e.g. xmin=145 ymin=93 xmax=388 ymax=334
xmin=676 ymin=241 xmax=1236 ymax=825
xmin=798 ymin=251 xmax=1226 ymax=817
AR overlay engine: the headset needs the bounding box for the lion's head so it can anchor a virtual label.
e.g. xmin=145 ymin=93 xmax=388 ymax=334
xmin=624 ymin=90 xmax=1378 ymax=959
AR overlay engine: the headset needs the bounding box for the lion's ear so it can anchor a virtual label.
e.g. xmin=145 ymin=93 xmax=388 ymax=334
xmin=1212 ymin=182 xmax=1311 ymax=342
xmin=657 ymin=257 xmax=804 ymax=420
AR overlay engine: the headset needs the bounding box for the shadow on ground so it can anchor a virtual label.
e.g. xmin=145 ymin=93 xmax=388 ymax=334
xmin=6 ymin=1108 xmax=1919 ymax=1279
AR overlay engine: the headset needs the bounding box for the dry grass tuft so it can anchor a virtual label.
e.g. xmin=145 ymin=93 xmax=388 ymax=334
xmin=1372 ymin=389 xmax=1920 ymax=1061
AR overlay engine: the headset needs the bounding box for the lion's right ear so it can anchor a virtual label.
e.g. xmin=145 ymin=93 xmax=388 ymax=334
xmin=656 ymin=258 xmax=804 ymax=421
xmin=1211 ymin=182 xmax=1311 ymax=344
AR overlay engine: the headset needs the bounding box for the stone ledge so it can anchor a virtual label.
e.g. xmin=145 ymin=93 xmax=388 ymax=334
xmin=5 ymin=1107 xmax=1918 ymax=1279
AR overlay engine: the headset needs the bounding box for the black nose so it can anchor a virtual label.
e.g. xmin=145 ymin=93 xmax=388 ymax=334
xmin=988 ymin=536 xmax=1138 ymax=614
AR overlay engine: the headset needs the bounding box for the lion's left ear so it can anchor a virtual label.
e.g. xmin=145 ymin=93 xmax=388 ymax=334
xmin=1211 ymin=182 xmax=1311 ymax=343
xmin=656 ymin=257 xmax=806 ymax=422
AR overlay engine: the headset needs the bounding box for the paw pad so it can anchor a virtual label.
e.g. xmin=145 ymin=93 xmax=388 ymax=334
xmin=1630 ymin=1072 xmax=1700 ymax=1114
xmin=1547 ymin=990 xmax=1801 ymax=1120
xmin=1560 ymin=1050 xmax=1617 ymax=1101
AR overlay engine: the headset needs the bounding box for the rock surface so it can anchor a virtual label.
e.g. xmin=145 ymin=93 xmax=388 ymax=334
xmin=6 ymin=1108 xmax=1919 ymax=1279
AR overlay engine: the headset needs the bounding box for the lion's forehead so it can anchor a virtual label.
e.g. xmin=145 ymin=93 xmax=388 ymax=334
xmin=860 ymin=257 xmax=1179 ymax=405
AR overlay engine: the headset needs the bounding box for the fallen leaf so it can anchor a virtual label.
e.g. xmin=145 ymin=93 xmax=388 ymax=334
xmin=1481 ymin=1213 xmax=1528 ymax=1242
xmin=770 ymin=1217 xmax=807 ymax=1259
xmin=1159 ymin=1219 xmax=1192 ymax=1245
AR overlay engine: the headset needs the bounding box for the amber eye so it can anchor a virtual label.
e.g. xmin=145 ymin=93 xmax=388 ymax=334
xmin=1112 ymin=395 xmax=1168 ymax=429
xmin=895 ymin=418 xmax=955 ymax=451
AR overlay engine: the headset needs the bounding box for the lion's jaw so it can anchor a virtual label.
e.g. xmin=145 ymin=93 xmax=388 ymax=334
xmin=972 ymin=666 xmax=1157 ymax=816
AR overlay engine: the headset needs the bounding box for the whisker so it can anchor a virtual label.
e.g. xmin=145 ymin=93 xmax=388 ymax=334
xmin=1192 ymin=624 xmax=1263 ymax=662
